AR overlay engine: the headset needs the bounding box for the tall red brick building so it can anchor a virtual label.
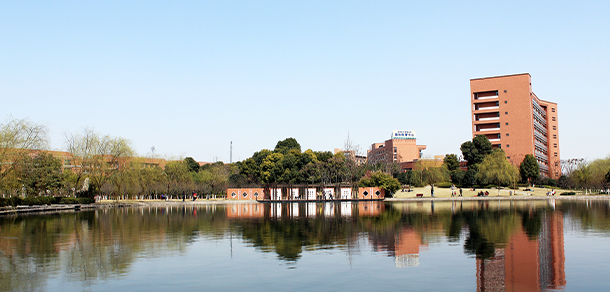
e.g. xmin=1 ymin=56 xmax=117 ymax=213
xmin=470 ymin=73 xmax=560 ymax=179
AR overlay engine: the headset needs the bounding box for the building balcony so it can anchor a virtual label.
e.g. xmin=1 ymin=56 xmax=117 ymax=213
xmin=534 ymin=131 xmax=548 ymax=144
xmin=474 ymin=105 xmax=499 ymax=111
xmin=535 ymin=152 xmax=548 ymax=163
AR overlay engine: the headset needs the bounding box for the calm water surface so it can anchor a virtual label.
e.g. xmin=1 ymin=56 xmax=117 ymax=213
xmin=2 ymin=200 xmax=610 ymax=291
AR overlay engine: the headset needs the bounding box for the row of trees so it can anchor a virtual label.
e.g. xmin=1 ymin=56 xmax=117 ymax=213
xmin=230 ymin=138 xmax=402 ymax=194
xmin=0 ymin=118 xmax=235 ymax=199
xmin=4 ymin=116 xmax=608 ymax=199
xmin=558 ymin=157 xmax=610 ymax=191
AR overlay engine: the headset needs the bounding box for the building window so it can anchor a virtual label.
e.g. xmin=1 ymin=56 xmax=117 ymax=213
xmin=506 ymin=144 xmax=510 ymax=147
xmin=504 ymin=90 xmax=507 ymax=93
xmin=506 ymin=133 xmax=509 ymax=136
xmin=507 ymin=156 xmax=511 ymax=159
xmin=363 ymin=191 xmax=369 ymax=197
xmin=554 ymin=152 xmax=558 ymax=157
xmin=553 ymin=126 xmax=557 ymax=130
xmin=231 ymin=192 xmax=237 ymax=198
xmin=553 ymin=134 xmax=557 ymax=139
xmin=254 ymin=192 xmax=259 ymax=198
xmin=505 ymin=111 xmax=508 ymax=115
xmin=242 ymin=192 xmax=248 ymax=198
xmin=504 ymin=101 xmax=507 ymax=104
xmin=506 ymin=122 xmax=509 ymax=126
xmin=554 ymin=143 xmax=557 ymax=148
xmin=552 ymin=117 xmax=556 ymax=121
xmin=552 ymin=108 xmax=555 ymax=112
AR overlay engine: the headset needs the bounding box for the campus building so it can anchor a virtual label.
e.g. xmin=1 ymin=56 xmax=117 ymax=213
xmin=470 ymin=73 xmax=560 ymax=178
xmin=367 ymin=131 xmax=426 ymax=165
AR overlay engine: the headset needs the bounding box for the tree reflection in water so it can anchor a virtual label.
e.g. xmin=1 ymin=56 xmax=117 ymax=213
xmin=1 ymin=200 xmax=610 ymax=291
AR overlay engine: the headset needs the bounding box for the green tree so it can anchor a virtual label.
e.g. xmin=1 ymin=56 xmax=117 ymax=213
xmin=184 ymin=157 xmax=200 ymax=172
xmin=443 ymin=154 xmax=460 ymax=172
xmin=314 ymin=151 xmax=333 ymax=163
xmin=19 ymin=153 xmax=64 ymax=196
xmin=519 ymin=154 xmax=539 ymax=186
xmin=358 ymin=171 xmax=401 ymax=196
xmin=450 ymin=170 xmax=465 ymax=186
xmin=462 ymin=168 xmax=478 ymax=187
xmin=476 ymin=149 xmax=519 ymax=195
xmin=261 ymin=152 xmax=284 ymax=183
xmin=274 ymin=138 xmax=301 ymax=154
xmin=164 ymin=161 xmax=192 ymax=196
xmin=460 ymin=135 xmax=493 ymax=168
xmin=414 ymin=159 xmax=448 ymax=187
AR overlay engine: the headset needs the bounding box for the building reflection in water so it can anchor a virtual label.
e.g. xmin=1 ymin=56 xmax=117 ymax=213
xmin=208 ymin=200 xmax=568 ymax=290
xmin=476 ymin=212 xmax=566 ymax=292
xmin=226 ymin=201 xmax=386 ymax=220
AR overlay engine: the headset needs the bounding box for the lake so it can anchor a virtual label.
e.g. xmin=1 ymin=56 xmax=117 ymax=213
xmin=1 ymin=200 xmax=610 ymax=291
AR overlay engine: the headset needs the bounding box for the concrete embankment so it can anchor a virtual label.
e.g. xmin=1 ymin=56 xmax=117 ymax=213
xmin=0 ymin=204 xmax=104 ymax=216
xmin=385 ymin=195 xmax=610 ymax=202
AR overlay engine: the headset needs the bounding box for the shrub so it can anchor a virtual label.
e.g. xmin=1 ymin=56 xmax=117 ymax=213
xmin=22 ymin=197 xmax=41 ymax=205
xmin=7 ymin=196 xmax=22 ymax=207
xmin=560 ymin=192 xmax=576 ymax=196
xmin=77 ymin=197 xmax=94 ymax=204
xmin=435 ymin=182 xmax=453 ymax=188
xmin=59 ymin=197 xmax=79 ymax=204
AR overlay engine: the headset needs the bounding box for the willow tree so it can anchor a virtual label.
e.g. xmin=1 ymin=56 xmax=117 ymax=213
xmin=0 ymin=117 xmax=48 ymax=194
xmin=477 ymin=149 xmax=519 ymax=195
xmin=413 ymin=158 xmax=448 ymax=187
xmin=65 ymin=128 xmax=134 ymax=197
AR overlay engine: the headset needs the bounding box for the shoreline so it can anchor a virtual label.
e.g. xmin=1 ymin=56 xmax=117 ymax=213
xmin=385 ymin=195 xmax=610 ymax=202
xmin=98 ymin=195 xmax=610 ymax=206
xmin=3 ymin=195 xmax=609 ymax=216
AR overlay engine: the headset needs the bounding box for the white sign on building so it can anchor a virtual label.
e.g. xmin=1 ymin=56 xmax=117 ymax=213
xmin=392 ymin=130 xmax=416 ymax=140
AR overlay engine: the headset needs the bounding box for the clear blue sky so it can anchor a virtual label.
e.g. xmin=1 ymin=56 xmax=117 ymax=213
xmin=2 ymin=1 xmax=609 ymax=162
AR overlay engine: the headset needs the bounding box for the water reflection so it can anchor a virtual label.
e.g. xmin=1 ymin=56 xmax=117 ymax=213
xmin=1 ymin=200 xmax=610 ymax=291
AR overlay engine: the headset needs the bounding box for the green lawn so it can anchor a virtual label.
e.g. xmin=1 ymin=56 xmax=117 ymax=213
xmin=392 ymin=185 xmax=575 ymax=198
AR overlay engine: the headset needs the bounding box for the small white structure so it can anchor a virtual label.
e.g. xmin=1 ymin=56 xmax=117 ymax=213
xmin=307 ymin=188 xmax=316 ymax=200
xmin=340 ymin=188 xmax=353 ymax=200
xmin=271 ymin=188 xmax=282 ymax=200
xmin=323 ymin=188 xmax=334 ymax=200
xmin=290 ymin=188 xmax=299 ymax=199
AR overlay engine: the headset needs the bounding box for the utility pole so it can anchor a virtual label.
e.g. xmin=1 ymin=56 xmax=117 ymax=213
xmin=230 ymin=141 xmax=232 ymax=164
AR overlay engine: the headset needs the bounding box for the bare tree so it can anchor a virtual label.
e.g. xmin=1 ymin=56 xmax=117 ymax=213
xmin=342 ymin=133 xmax=364 ymax=184
xmin=561 ymin=158 xmax=584 ymax=177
